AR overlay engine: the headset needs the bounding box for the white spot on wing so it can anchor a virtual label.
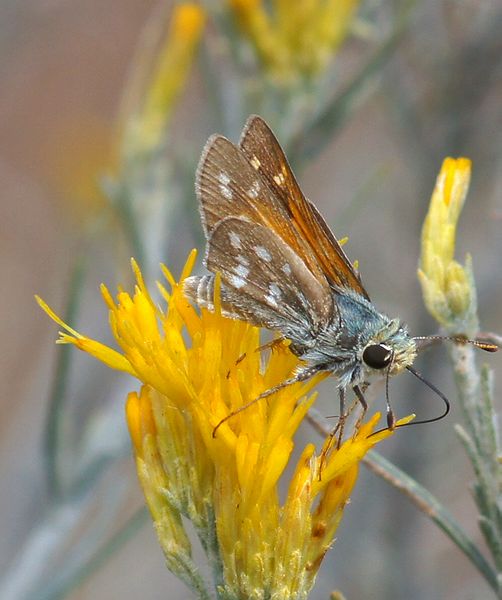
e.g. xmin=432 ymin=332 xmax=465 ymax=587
xmin=265 ymin=296 xmax=278 ymax=308
xmin=255 ymin=246 xmax=272 ymax=262
xmin=265 ymin=283 xmax=281 ymax=308
xmin=236 ymin=254 xmax=250 ymax=267
xmin=234 ymin=264 xmax=249 ymax=278
xmin=250 ymin=156 xmax=261 ymax=170
xmin=247 ymin=181 xmax=260 ymax=199
xmin=218 ymin=172 xmax=232 ymax=199
xmin=218 ymin=172 xmax=231 ymax=185
xmin=273 ymin=173 xmax=286 ymax=186
xmin=229 ymin=232 xmax=242 ymax=249
xmin=219 ymin=183 xmax=233 ymax=200
xmin=229 ymin=274 xmax=246 ymax=289
xmin=269 ymin=282 xmax=281 ymax=298
xmin=281 ymin=263 xmax=292 ymax=275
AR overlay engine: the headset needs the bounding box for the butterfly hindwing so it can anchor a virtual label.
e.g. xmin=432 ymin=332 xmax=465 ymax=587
xmin=205 ymin=217 xmax=334 ymax=333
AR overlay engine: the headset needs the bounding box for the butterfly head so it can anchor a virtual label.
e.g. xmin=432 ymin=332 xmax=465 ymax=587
xmin=360 ymin=320 xmax=417 ymax=379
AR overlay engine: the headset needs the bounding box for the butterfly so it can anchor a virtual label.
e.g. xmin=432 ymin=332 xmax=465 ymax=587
xmin=183 ymin=115 xmax=497 ymax=436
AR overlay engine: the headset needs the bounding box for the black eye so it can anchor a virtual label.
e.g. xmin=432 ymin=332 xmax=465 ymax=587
xmin=363 ymin=344 xmax=393 ymax=369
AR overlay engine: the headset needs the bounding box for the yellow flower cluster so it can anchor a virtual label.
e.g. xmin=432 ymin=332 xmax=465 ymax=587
xmin=228 ymin=0 xmax=360 ymax=81
xmin=418 ymin=157 xmax=478 ymax=336
xmin=37 ymin=251 xmax=405 ymax=598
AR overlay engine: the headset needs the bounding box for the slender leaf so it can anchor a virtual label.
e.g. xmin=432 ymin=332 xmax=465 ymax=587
xmin=44 ymin=257 xmax=87 ymax=499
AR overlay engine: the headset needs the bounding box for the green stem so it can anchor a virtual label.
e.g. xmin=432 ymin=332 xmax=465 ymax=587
xmin=448 ymin=343 xmax=502 ymax=580
xmin=44 ymin=257 xmax=87 ymax=499
xmin=113 ymin=181 xmax=146 ymax=271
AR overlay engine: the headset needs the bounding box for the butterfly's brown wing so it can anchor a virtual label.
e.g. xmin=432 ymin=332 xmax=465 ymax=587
xmin=239 ymin=115 xmax=369 ymax=299
xmin=196 ymin=134 xmax=329 ymax=287
xmin=205 ymin=217 xmax=333 ymax=333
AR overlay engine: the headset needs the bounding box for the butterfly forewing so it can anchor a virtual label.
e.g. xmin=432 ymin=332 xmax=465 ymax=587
xmin=239 ymin=115 xmax=369 ymax=299
xmin=197 ymin=134 xmax=327 ymax=285
xmin=206 ymin=217 xmax=333 ymax=332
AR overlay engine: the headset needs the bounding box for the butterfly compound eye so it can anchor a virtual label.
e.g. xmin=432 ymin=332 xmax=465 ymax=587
xmin=362 ymin=344 xmax=393 ymax=369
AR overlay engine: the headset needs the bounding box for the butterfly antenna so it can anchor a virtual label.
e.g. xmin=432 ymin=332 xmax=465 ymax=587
xmin=413 ymin=335 xmax=498 ymax=353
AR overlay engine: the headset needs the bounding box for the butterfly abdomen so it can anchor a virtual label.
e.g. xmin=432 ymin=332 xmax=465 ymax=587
xmin=184 ymin=275 xmax=215 ymax=311
xmin=183 ymin=274 xmax=278 ymax=328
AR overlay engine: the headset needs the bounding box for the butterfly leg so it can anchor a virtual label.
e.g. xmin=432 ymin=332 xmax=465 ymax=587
xmin=213 ymin=365 xmax=316 ymax=438
xmin=227 ymin=337 xmax=286 ymax=379
xmin=238 ymin=336 xmax=285 ymax=365
xmin=318 ymin=388 xmax=346 ymax=479
xmin=226 ymin=351 xmax=247 ymax=379
xmin=352 ymin=384 xmax=368 ymax=437
xmin=255 ymin=336 xmax=287 ymax=354
xmin=333 ymin=388 xmax=347 ymax=449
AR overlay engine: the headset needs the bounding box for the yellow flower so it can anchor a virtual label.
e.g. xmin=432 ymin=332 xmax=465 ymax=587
xmin=227 ymin=0 xmax=360 ymax=81
xmin=37 ymin=251 xmax=409 ymax=598
xmin=418 ymin=157 xmax=478 ymax=336
xmin=121 ymin=4 xmax=206 ymax=158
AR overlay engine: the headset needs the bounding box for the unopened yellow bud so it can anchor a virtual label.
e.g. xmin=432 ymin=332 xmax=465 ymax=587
xmin=418 ymin=158 xmax=478 ymax=335
xmin=445 ymin=260 xmax=472 ymax=316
